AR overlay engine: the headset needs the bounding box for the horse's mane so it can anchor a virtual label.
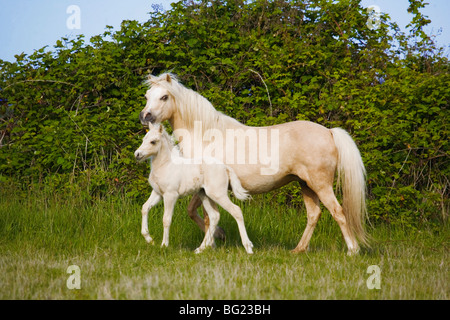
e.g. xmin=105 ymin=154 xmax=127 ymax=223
xmin=145 ymin=73 xmax=241 ymax=133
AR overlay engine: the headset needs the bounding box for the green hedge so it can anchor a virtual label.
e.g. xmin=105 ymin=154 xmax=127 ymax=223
xmin=1 ymin=0 xmax=448 ymax=227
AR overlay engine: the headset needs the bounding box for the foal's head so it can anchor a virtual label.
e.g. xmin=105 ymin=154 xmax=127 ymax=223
xmin=134 ymin=124 xmax=164 ymax=162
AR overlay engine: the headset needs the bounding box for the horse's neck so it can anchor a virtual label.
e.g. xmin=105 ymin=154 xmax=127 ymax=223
xmin=170 ymin=113 xmax=246 ymax=146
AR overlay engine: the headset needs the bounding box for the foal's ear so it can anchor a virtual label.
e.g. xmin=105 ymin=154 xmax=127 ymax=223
xmin=158 ymin=124 xmax=163 ymax=134
xmin=148 ymin=122 xmax=154 ymax=130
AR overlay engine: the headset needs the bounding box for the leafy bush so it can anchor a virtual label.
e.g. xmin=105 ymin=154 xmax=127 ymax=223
xmin=1 ymin=0 xmax=448 ymax=227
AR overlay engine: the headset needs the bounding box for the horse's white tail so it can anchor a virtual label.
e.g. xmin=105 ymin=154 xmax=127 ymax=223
xmin=226 ymin=166 xmax=250 ymax=201
xmin=330 ymin=128 xmax=369 ymax=247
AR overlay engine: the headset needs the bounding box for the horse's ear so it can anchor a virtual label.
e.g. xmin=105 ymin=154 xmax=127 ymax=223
xmin=148 ymin=122 xmax=154 ymax=130
xmin=147 ymin=74 xmax=156 ymax=85
xmin=158 ymin=124 xmax=163 ymax=134
xmin=165 ymin=73 xmax=172 ymax=83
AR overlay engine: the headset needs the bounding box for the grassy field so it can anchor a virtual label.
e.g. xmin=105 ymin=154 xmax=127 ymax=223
xmin=0 ymin=185 xmax=448 ymax=300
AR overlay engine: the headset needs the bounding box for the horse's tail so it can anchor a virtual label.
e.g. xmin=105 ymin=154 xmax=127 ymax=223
xmin=226 ymin=166 xmax=250 ymax=201
xmin=330 ymin=128 xmax=370 ymax=247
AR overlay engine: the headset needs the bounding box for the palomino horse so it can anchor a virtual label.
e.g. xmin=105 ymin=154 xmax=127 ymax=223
xmin=135 ymin=123 xmax=253 ymax=254
xmin=140 ymin=73 xmax=368 ymax=255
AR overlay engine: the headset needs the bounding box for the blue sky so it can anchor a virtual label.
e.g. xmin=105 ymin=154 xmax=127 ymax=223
xmin=0 ymin=0 xmax=448 ymax=62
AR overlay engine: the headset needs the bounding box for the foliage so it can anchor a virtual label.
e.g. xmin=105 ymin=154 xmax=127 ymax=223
xmin=1 ymin=0 xmax=448 ymax=228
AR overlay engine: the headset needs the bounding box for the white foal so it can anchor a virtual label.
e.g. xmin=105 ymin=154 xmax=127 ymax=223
xmin=135 ymin=123 xmax=253 ymax=254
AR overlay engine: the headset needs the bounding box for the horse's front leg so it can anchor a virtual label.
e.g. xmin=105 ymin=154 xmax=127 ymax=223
xmin=188 ymin=194 xmax=226 ymax=240
xmin=141 ymin=190 xmax=162 ymax=244
xmin=161 ymin=193 xmax=178 ymax=248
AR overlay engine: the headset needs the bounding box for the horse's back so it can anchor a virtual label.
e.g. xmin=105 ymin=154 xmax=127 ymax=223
xmin=276 ymin=120 xmax=338 ymax=168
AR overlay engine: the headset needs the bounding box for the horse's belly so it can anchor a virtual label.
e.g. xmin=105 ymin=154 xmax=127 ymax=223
xmin=232 ymin=165 xmax=299 ymax=194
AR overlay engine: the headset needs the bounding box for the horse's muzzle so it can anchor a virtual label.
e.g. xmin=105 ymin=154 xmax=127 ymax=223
xmin=139 ymin=111 xmax=156 ymax=125
xmin=134 ymin=150 xmax=144 ymax=162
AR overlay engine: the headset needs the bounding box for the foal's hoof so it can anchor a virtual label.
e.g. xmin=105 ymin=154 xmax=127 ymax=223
xmin=245 ymin=242 xmax=254 ymax=254
xmin=214 ymin=226 xmax=226 ymax=241
xmin=143 ymin=235 xmax=154 ymax=245
xmin=160 ymin=242 xmax=169 ymax=248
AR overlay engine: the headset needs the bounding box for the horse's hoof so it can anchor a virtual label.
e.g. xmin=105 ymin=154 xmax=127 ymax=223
xmin=290 ymin=247 xmax=307 ymax=254
xmin=347 ymin=248 xmax=360 ymax=256
xmin=214 ymin=226 xmax=226 ymax=241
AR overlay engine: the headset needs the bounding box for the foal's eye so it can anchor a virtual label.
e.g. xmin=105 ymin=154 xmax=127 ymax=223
xmin=160 ymin=95 xmax=168 ymax=101
xmin=150 ymin=140 xmax=157 ymax=145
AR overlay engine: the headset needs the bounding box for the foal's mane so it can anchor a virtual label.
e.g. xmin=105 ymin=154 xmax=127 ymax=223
xmin=145 ymin=73 xmax=241 ymax=133
xmin=158 ymin=124 xmax=181 ymax=155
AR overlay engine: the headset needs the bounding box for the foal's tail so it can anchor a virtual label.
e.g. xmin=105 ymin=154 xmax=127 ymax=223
xmin=330 ymin=128 xmax=369 ymax=247
xmin=226 ymin=166 xmax=250 ymax=201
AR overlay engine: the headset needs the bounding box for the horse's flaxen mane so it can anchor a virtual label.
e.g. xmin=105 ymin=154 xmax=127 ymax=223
xmin=145 ymin=73 xmax=241 ymax=133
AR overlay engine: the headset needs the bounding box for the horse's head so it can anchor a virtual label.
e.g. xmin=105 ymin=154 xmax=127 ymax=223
xmin=134 ymin=123 xmax=164 ymax=162
xmin=140 ymin=73 xmax=176 ymax=126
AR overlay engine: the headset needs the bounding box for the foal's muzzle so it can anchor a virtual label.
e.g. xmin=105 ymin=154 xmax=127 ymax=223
xmin=139 ymin=111 xmax=156 ymax=126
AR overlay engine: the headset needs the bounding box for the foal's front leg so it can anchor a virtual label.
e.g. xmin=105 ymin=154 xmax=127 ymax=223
xmin=141 ymin=190 xmax=162 ymax=244
xmin=161 ymin=193 xmax=178 ymax=248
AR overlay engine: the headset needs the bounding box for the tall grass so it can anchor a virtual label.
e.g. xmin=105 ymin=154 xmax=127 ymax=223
xmin=0 ymin=182 xmax=448 ymax=299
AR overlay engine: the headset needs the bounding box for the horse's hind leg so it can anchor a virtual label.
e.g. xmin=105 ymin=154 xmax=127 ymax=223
xmin=188 ymin=194 xmax=226 ymax=240
xmin=315 ymin=187 xmax=359 ymax=255
xmin=187 ymin=194 xmax=203 ymax=229
xmin=195 ymin=194 xmax=220 ymax=254
xmin=292 ymin=185 xmax=321 ymax=253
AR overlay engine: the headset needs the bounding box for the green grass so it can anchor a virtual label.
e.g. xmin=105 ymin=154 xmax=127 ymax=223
xmin=0 ymin=185 xmax=448 ymax=300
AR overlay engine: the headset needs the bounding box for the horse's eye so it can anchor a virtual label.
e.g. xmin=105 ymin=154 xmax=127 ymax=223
xmin=160 ymin=95 xmax=168 ymax=101
xmin=150 ymin=140 xmax=157 ymax=145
